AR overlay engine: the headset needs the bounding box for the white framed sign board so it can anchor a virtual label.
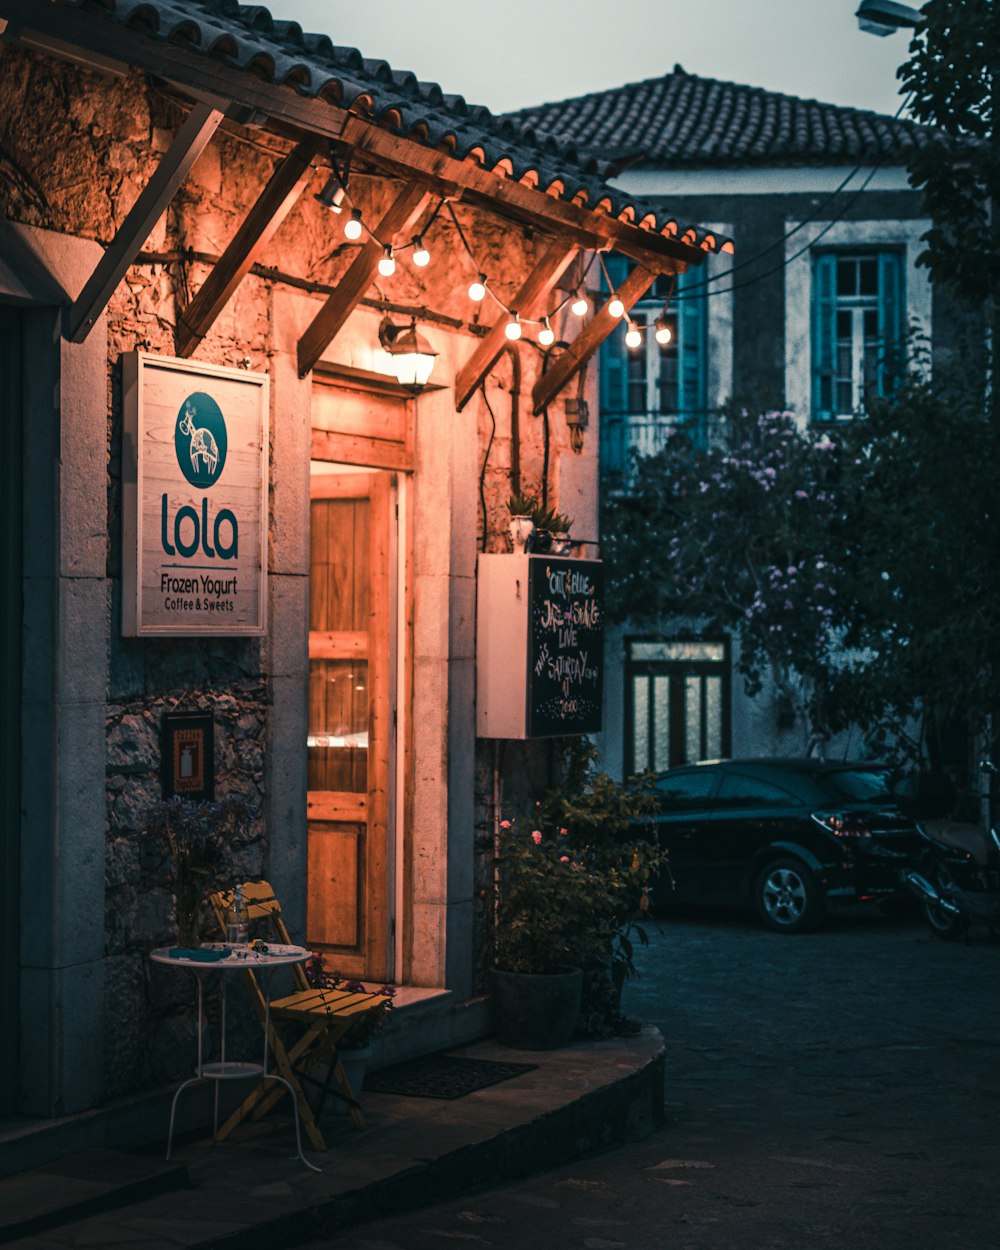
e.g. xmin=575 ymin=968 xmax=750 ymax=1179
xmin=122 ymin=352 xmax=268 ymax=636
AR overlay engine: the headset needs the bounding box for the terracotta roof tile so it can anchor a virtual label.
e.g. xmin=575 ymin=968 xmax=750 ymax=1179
xmin=504 ymin=65 xmax=931 ymax=169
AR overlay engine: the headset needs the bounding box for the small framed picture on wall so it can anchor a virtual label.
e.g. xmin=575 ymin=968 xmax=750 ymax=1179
xmin=161 ymin=712 xmax=215 ymax=800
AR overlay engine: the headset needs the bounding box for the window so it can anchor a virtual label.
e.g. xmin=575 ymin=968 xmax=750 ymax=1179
xmin=812 ymin=250 xmax=904 ymax=421
xmin=626 ymin=637 xmax=730 ymax=774
xmin=716 ymin=774 xmax=797 ymax=808
xmin=656 ymin=768 xmax=719 ymax=809
xmin=600 ymin=257 xmax=708 ymax=476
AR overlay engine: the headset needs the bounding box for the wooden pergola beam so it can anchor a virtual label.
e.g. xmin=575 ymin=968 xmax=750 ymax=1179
xmin=66 ymin=100 xmax=224 ymax=342
xmin=297 ymin=182 xmax=434 ymax=377
xmin=531 ymin=263 xmax=661 ymax=415
xmin=176 ymin=135 xmax=323 ymax=357
xmin=454 ymin=239 xmax=580 ymax=412
xmin=339 ymin=116 xmax=702 ymax=272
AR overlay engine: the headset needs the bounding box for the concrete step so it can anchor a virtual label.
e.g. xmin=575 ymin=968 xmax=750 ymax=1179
xmin=0 ymin=1148 xmax=187 ymax=1245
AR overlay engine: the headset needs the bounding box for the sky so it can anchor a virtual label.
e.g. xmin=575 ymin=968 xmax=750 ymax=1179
xmin=266 ymin=0 xmax=916 ymax=119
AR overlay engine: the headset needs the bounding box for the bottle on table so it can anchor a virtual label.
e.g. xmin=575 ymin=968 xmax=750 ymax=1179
xmin=226 ymin=884 xmax=249 ymax=949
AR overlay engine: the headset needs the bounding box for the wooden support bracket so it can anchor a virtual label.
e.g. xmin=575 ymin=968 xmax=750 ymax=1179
xmin=453 ymin=239 xmax=580 ymax=412
xmin=66 ymin=100 xmax=224 ymax=343
xmin=531 ymin=263 xmax=661 ymax=415
xmin=297 ymin=182 xmax=435 ymax=377
xmin=176 ymin=135 xmax=323 ymax=357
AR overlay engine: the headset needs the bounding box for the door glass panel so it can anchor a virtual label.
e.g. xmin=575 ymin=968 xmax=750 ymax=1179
xmin=309 ymin=495 xmax=370 ymax=794
xmin=308 ymin=659 xmax=368 ymax=791
xmin=632 ymin=674 xmax=649 ymax=772
xmin=684 ymin=676 xmax=702 ymax=763
xmin=705 ymin=676 xmax=723 ymax=759
xmin=653 ymin=675 xmax=671 ymax=772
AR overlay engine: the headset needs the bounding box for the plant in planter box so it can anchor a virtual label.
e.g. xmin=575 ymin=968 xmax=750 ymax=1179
xmin=507 ymin=492 xmax=537 ymax=551
xmin=535 ymin=742 xmax=668 ymax=1036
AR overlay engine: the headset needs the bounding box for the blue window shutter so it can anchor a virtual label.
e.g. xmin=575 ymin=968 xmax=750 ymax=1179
xmin=877 ymin=251 xmax=904 ymax=395
xmin=812 ymin=253 xmax=837 ymax=421
xmin=676 ymin=270 xmax=707 ymax=422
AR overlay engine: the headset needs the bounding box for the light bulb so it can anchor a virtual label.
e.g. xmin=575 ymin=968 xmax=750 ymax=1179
xmin=378 ymin=247 xmax=396 ymax=277
xmin=654 ymin=317 xmax=673 ymax=345
xmin=538 ymin=318 xmax=555 ymax=347
xmin=412 ymin=236 xmax=430 ymax=267
xmin=571 ymin=295 xmax=589 ymax=317
xmin=625 ymin=324 xmax=642 ymax=349
xmin=468 ymin=274 xmax=487 ymax=302
xmin=344 ymin=208 xmax=363 ymax=241
xmin=608 ymin=296 xmax=625 ymax=318
xmin=505 ymin=313 xmax=522 ymax=341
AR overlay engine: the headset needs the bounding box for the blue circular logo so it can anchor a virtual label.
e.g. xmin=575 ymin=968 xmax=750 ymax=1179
xmin=174 ymin=392 xmax=227 ymax=489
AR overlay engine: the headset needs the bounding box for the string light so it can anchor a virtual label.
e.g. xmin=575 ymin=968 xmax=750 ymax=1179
xmin=411 ymin=236 xmax=430 ymax=267
xmin=314 ymin=174 xmax=346 ymax=213
xmin=538 ymin=317 xmax=555 ymax=347
xmin=377 ymin=246 xmax=396 ymax=277
xmin=468 ymin=273 xmax=487 ymax=302
xmin=571 ymin=295 xmax=589 ymax=317
xmin=504 ymin=312 xmax=522 ymax=341
xmin=654 ymin=314 xmax=673 ymax=345
xmin=624 ymin=321 xmax=643 ymax=350
xmin=608 ymin=296 xmax=625 ymax=318
xmin=343 ymin=208 xmax=363 ymax=241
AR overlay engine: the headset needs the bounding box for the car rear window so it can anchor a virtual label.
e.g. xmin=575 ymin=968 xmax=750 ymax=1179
xmin=822 ymin=768 xmax=893 ymax=803
xmin=657 ymin=770 xmax=717 ymax=808
xmin=717 ymin=774 xmax=798 ymax=807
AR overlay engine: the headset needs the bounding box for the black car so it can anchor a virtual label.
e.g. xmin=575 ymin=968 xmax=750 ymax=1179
xmin=645 ymin=758 xmax=922 ymax=932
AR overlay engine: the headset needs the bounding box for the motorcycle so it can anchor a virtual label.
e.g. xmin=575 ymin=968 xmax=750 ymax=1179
xmin=903 ymin=758 xmax=1000 ymax=940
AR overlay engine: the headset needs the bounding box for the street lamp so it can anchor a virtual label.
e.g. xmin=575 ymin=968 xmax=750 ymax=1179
xmin=855 ymin=0 xmax=920 ymax=36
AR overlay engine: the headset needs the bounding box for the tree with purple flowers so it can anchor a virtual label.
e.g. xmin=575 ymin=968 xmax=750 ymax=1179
xmin=602 ymin=406 xmax=850 ymax=751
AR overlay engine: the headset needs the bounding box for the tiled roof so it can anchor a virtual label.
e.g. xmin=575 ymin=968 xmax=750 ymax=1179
xmin=503 ymin=65 xmax=932 ymax=169
xmin=14 ymin=1 xmax=729 ymax=253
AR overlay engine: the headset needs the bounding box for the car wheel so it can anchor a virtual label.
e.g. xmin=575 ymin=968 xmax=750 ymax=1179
xmin=921 ymin=871 xmax=965 ymax=941
xmin=754 ymin=858 xmax=823 ymax=933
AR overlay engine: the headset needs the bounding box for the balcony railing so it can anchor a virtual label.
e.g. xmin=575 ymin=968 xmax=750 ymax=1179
xmin=600 ymin=410 xmax=723 ymax=488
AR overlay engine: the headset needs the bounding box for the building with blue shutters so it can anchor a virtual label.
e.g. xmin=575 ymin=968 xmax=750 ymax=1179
xmin=508 ymin=67 xmax=947 ymax=775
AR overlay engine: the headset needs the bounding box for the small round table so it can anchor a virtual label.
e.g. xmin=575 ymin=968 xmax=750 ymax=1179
xmin=150 ymin=942 xmax=319 ymax=1171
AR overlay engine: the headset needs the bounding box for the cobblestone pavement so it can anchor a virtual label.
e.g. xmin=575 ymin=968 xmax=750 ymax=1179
xmin=301 ymin=905 xmax=1000 ymax=1250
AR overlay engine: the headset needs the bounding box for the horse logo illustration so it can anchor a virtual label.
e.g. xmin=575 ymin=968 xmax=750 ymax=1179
xmin=173 ymin=391 xmax=227 ymax=488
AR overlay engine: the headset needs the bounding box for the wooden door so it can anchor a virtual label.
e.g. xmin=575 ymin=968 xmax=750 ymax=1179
xmin=307 ymin=469 xmax=394 ymax=979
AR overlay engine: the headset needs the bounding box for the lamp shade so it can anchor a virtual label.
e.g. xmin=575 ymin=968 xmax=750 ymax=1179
xmin=376 ymin=317 xmax=438 ymax=389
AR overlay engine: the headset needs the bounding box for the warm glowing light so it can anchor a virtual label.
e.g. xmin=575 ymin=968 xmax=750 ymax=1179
xmin=608 ymin=297 xmax=625 ymax=318
xmin=344 ymin=208 xmax=363 ymax=240
xmin=625 ymin=323 xmax=642 ymax=349
xmin=538 ymin=318 xmax=555 ymax=347
xmin=505 ymin=313 xmax=522 ymax=341
xmin=571 ymin=295 xmax=589 ymax=317
xmin=412 ymin=236 xmax=430 ymax=267
xmin=655 ymin=324 xmax=673 ymax=345
xmin=468 ymin=274 xmax=487 ymax=302
xmin=378 ymin=247 xmax=396 ymax=277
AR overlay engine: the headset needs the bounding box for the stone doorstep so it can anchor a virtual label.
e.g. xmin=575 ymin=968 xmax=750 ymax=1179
xmin=0 ymin=1147 xmax=188 ymax=1245
xmin=0 ymin=1030 xmax=666 ymax=1250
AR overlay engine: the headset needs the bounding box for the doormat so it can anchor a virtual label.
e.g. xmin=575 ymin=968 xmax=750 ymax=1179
xmin=363 ymin=1054 xmax=538 ymax=1100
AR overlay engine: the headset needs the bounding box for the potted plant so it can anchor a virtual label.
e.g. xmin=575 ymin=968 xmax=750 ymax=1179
xmin=548 ymin=511 xmax=574 ymax=555
xmin=304 ymin=955 xmax=395 ymax=1115
xmin=537 ymin=747 xmax=667 ymax=1036
xmin=507 ymin=492 xmax=537 ymax=551
xmin=150 ymin=795 xmax=251 ymax=947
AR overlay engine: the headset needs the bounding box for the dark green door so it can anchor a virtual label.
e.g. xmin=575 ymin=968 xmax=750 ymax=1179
xmin=0 ymin=307 xmax=22 ymax=1114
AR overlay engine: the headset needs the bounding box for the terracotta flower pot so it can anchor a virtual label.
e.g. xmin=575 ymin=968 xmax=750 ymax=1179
xmin=488 ymin=965 xmax=583 ymax=1049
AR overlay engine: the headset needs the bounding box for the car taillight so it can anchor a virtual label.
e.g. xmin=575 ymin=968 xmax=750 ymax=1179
xmin=811 ymin=811 xmax=872 ymax=838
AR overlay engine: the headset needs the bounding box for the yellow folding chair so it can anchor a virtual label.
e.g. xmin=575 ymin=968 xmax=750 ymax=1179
xmin=209 ymin=880 xmax=391 ymax=1152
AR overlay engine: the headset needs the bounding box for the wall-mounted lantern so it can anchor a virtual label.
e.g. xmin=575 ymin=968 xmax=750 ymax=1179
xmin=375 ymin=316 xmax=438 ymax=390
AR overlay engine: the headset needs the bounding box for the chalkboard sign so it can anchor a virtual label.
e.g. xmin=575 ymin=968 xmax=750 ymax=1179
xmin=527 ymin=558 xmax=604 ymax=736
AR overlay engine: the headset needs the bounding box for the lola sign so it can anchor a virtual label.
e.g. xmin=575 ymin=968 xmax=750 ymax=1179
xmin=122 ymin=353 xmax=267 ymax=636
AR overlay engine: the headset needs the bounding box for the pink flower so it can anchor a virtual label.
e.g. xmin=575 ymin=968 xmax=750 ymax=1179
xmin=531 ymin=830 xmax=542 ymax=844
xmin=500 ymin=819 xmax=511 ymax=829
xmin=560 ymin=855 xmax=570 ymax=863
xmin=559 ymin=827 xmax=568 ymax=836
